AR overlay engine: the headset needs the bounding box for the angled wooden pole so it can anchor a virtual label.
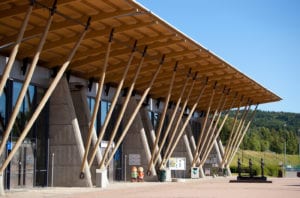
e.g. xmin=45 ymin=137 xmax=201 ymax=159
xmin=227 ymin=102 xmax=253 ymax=163
xmin=160 ymin=72 xmax=198 ymax=167
xmin=197 ymin=87 xmax=226 ymax=163
xmin=200 ymin=88 xmax=230 ymax=161
xmin=89 ymin=45 xmax=147 ymax=167
xmin=228 ymin=104 xmax=258 ymax=165
xmin=80 ymin=37 xmax=134 ymax=178
xmin=96 ymin=43 xmax=140 ymax=169
xmin=0 ymin=16 xmax=91 ymax=173
xmin=146 ymin=62 xmax=177 ymax=174
xmin=0 ymin=1 xmax=55 ymax=157
xmin=79 ymin=28 xmax=114 ymax=175
xmin=201 ymin=92 xmax=237 ymax=166
xmin=160 ymin=81 xmax=207 ymax=169
xmin=151 ymin=72 xmax=191 ymax=168
xmin=103 ymin=55 xmax=165 ymax=169
xmin=0 ymin=3 xmax=34 ymax=96
xmin=226 ymin=102 xmax=251 ymax=163
xmin=191 ymin=82 xmax=216 ymax=167
xmin=90 ymin=45 xmax=148 ymax=167
xmin=222 ymin=95 xmax=242 ymax=164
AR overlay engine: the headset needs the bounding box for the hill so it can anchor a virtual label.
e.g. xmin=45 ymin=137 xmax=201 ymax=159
xmin=230 ymin=150 xmax=300 ymax=176
xmin=220 ymin=110 xmax=300 ymax=154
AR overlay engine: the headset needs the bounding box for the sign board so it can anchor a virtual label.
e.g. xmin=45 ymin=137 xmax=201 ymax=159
xmin=100 ymin=141 xmax=115 ymax=148
xmin=205 ymin=168 xmax=211 ymax=176
xmin=6 ymin=141 xmax=12 ymax=151
xmin=168 ymin=157 xmax=186 ymax=170
xmin=128 ymin=154 xmax=141 ymax=166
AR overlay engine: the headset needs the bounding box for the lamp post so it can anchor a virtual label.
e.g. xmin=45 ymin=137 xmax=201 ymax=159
xmin=283 ymin=124 xmax=287 ymax=169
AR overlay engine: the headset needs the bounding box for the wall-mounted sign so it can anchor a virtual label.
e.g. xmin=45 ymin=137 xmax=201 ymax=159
xmin=128 ymin=154 xmax=141 ymax=166
xmin=168 ymin=157 xmax=186 ymax=170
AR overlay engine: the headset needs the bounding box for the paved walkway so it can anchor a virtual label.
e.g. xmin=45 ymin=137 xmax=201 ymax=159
xmin=4 ymin=177 xmax=300 ymax=198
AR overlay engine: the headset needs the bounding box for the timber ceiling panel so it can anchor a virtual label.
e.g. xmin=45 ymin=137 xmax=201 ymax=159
xmin=0 ymin=0 xmax=281 ymax=111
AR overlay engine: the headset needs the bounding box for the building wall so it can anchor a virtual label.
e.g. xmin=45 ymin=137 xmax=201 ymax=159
xmin=48 ymin=77 xmax=92 ymax=187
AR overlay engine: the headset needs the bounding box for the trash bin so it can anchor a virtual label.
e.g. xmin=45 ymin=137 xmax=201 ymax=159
xmin=191 ymin=167 xmax=199 ymax=179
xmin=159 ymin=169 xmax=166 ymax=182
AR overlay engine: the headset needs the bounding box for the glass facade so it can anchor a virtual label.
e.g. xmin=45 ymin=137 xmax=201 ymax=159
xmin=0 ymin=80 xmax=49 ymax=189
xmin=86 ymin=97 xmax=112 ymax=136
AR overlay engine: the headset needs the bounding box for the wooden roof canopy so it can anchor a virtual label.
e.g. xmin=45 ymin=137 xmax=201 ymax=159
xmin=0 ymin=0 xmax=281 ymax=111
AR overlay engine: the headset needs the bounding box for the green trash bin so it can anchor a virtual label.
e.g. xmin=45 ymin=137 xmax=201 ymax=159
xmin=159 ymin=169 xmax=166 ymax=182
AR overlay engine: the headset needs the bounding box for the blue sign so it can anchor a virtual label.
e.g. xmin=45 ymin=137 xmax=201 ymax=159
xmin=7 ymin=141 xmax=12 ymax=151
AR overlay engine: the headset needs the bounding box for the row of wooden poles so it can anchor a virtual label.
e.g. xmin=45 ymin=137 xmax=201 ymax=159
xmin=0 ymin=1 xmax=258 ymax=182
xmin=0 ymin=0 xmax=91 ymax=176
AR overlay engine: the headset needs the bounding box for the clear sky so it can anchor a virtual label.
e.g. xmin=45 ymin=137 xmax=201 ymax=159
xmin=136 ymin=0 xmax=300 ymax=113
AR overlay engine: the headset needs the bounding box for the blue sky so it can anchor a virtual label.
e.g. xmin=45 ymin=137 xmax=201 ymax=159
xmin=136 ymin=0 xmax=300 ymax=113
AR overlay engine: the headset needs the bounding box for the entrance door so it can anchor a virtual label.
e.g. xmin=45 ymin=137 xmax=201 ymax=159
xmin=9 ymin=143 xmax=34 ymax=188
xmin=2 ymin=81 xmax=49 ymax=189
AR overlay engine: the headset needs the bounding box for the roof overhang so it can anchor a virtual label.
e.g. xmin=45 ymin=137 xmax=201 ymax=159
xmin=0 ymin=0 xmax=281 ymax=111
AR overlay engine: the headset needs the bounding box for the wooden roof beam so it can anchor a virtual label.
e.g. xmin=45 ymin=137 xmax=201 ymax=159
xmin=0 ymin=0 xmax=75 ymax=19
xmin=20 ymin=20 xmax=154 ymax=60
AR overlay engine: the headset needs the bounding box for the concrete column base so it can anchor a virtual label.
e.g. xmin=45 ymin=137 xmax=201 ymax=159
xmin=96 ymin=169 xmax=109 ymax=188
xmin=0 ymin=173 xmax=5 ymax=196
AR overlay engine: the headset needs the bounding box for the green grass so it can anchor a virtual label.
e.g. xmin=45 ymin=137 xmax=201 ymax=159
xmin=229 ymin=150 xmax=300 ymax=176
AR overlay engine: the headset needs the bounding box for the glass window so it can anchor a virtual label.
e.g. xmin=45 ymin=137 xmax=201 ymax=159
xmin=87 ymin=97 xmax=98 ymax=130
xmin=0 ymin=90 xmax=6 ymax=137
xmin=101 ymin=100 xmax=111 ymax=127
xmin=11 ymin=82 xmax=36 ymax=140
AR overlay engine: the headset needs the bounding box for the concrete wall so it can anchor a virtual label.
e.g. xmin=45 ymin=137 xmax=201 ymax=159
xmin=122 ymin=98 xmax=155 ymax=181
xmin=49 ymin=77 xmax=92 ymax=187
xmin=70 ymin=85 xmax=115 ymax=183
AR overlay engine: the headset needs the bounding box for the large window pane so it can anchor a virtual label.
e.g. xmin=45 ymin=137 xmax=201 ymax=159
xmin=0 ymin=91 xmax=6 ymax=138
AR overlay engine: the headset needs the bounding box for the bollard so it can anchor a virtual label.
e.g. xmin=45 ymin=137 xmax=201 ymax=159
xmin=51 ymin=153 xmax=54 ymax=187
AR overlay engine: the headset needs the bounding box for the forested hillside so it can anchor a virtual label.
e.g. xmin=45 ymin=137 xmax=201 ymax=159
xmin=220 ymin=110 xmax=300 ymax=154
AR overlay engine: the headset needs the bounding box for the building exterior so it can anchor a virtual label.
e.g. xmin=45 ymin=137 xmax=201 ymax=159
xmin=0 ymin=0 xmax=280 ymax=194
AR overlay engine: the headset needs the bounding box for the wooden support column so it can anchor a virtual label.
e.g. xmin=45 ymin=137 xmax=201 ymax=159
xmin=102 ymin=55 xmax=165 ymax=169
xmin=200 ymin=91 xmax=237 ymax=166
xmin=226 ymin=102 xmax=251 ymax=164
xmin=198 ymin=88 xmax=227 ymax=163
xmin=227 ymin=104 xmax=258 ymax=165
xmin=0 ymin=3 xmax=33 ymax=96
xmin=222 ymin=95 xmax=242 ymax=166
xmin=89 ymin=45 xmax=147 ymax=167
xmin=0 ymin=1 xmax=55 ymax=157
xmin=96 ymin=44 xmax=141 ymax=169
xmin=146 ymin=62 xmax=177 ymax=174
xmin=160 ymin=80 xmax=207 ymax=169
xmin=0 ymin=16 xmax=91 ymax=174
xmin=160 ymin=72 xmax=198 ymax=168
xmin=151 ymin=72 xmax=191 ymax=169
xmin=80 ymin=34 xmax=132 ymax=178
xmin=80 ymin=28 xmax=114 ymax=176
xmin=191 ymin=83 xmax=216 ymax=167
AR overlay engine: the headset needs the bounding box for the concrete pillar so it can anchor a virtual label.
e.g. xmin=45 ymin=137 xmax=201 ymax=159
xmin=199 ymin=164 xmax=205 ymax=178
xmin=139 ymin=107 xmax=161 ymax=174
xmin=49 ymin=77 xmax=92 ymax=187
xmin=70 ymin=85 xmax=103 ymax=184
xmin=140 ymin=128 xmax=156 ymax=175
xmin=122 ymin=98 xmax=157 ymax=181
xmin=0 ymin=173 xmax=4 ymax=196
xmin=183 ymin=133 xmax=193 ymax=165
xmin=214 ymin=141 xmax=223 ymax=167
